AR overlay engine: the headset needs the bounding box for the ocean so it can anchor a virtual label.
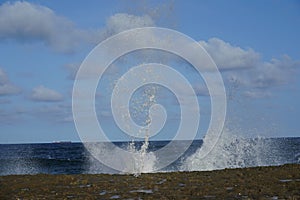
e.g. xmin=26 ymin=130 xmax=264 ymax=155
xmin=1 ymin=137 xmax=299 ymax=176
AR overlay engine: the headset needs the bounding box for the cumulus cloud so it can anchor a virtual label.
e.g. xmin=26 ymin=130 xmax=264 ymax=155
xmin=30 ymin=85 xmax=63 ymax=102
xmin=0 ymin=68 xmax=20 ymax=96
xmin=67 ymin=36 xmax=299 ymax=101
xmin=1 ymin=1 xmax=297 ymax=95
xmin=102 ymin=13 xmax=154 ymax=36
xmin=0 ymin=1 xmax=155 ymax=53
xmin=198 ymin=38 xmax=299 ymax=93
xmin=250 ymin=56 xmax=299 ymax=88
xmin=223 ymin=55 xmax=300 ymax=91
xmin=0 ymin=1 xmax=92 ymax=53
xmin=64 ymin=13 xmax=155 ymax=77
xmin=200 ymin=38 xmax=260 ymax=70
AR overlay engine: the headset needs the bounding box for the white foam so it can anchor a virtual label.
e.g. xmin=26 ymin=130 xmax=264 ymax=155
xmin=181 ymin=128 xmax=280 ymax=171
xmin=84 ymin=136 xmax=157 ymax=176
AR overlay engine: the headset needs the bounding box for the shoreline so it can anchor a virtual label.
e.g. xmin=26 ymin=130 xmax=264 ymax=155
xmin=1 ymin=164 xmax=299 ymax=199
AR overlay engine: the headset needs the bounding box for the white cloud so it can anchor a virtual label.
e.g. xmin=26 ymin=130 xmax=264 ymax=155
xmin=103 ymin=13 xmax=154 ymax=36
xmin=1 ymin=1 xmax=297 ymax=95
xmin=0 ymin=1 xmax=155 ymax=53
xmin=0 ymin=68 xmax=20 ymax=96
xmin=31 ymin=85 xmax=63 ymax=102
xmin=0 ymin=1 xmax=92 ymax=53
xmin=200 ymin=38 xmax=260 ymax=70
xmin=250 ymin=56 xmax=299 ymax=88
xmin=243 ymin=90 xmax=272 ymax=99
xmin=199 ymin=37 xmax=299 ymax=94
xmin=68 ymin=35 xmax=299 ymax=100
xmin=223 ymin=55 xmax=300 ymax=91
xmin=64 ymin=13 xmax=155 ymax=77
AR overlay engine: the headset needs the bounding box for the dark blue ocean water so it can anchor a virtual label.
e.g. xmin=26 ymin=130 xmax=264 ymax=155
xmin=0 ymin=138 xmax=299 ymax=175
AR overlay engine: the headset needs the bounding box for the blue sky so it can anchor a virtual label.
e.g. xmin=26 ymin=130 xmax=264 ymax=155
xmin=0 ymin=0 xmax=299 ymax=143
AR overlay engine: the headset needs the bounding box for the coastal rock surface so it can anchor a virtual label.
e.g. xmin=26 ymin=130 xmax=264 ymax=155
xmin=1 ymin=164 xmax=299 ymax=199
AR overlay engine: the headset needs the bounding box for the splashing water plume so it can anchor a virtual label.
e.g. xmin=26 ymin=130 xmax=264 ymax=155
xmin=127 ymin=129 xmax=156 ymax=176
xmin=181 ymin=128 xmax=284 ymax=171
xmin=123 ymin=85 xmax=158 ymax=176
xmin=86 ymin=84 xmax=159 ymax=176
xmin=85 ymin=137 xmax=157 ymax=176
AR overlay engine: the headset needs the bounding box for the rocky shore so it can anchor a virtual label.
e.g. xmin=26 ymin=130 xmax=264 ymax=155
xmin=1 ymin=164 xmax=299 ymax=199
